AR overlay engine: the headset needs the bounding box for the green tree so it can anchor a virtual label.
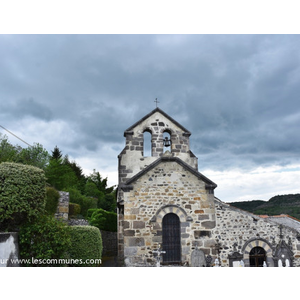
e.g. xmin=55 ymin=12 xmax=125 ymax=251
xmin=17 ymin=143 xmax=50 ymax=170
xmin=51 ymin=145 xmax=63 ymax=160
xmin=90 ymin=170 xmax=114 ymax=194
xmin=0 ymin=134 xmax=50 ymax=170
xmin=0 ymin=133 xmax=21 ymax=163
xmin=63 ymin=155 xmax=86 ymax=193
xmin=85 ymin=170 xmax=116 ymax=212
xmin=45 ymin=158 xmax=79 ymax=191
xmin=67 ymin=187 xmax=97 ymax=217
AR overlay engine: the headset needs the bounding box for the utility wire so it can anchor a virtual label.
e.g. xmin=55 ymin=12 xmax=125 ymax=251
xmin=0 ymin=124 xmax=32 ymax=147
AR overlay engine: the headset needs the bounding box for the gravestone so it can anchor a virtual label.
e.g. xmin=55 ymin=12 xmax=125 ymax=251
xmin=191 ymin=247 xmax=206 ymax=267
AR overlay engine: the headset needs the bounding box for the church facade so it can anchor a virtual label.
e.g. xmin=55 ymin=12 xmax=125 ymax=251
xmin=117 ymin=108 xmax=300 ymax=267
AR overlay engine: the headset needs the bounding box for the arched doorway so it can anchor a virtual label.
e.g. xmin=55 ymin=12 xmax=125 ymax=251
xmin=249 ymin=247 xmax=266 ymax=267
xmin=162 ymin=213 xmax=181 ymax=264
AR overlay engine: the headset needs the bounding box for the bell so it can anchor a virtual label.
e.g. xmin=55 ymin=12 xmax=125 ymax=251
xmin=163 ymin=137 xmax=171 ymax=147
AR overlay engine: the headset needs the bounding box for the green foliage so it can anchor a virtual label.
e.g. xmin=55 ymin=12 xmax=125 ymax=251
xmin=86 ymin=170 xmax=114 ymax=194
xmin=85 ymin=170 xmax=116 ymax=212
xmin=51 ymin=145 xmax=63 ymax=160
xmin=67 ymin=188 xmax=97 ymax=218
xmin=0 ymin=137 xmax=116 ymax=221
xmin=0 ymin=134 xmax=21 ymax=162
xmin=17 ymin=143 xmax=50 ymax=170
xmin=45 ymin=187 xmax=60 ymax=215
xmin=69 ymin=203 xmax=81 ymax=217
xmin=87 ymin=208 xmax=98 ymax=219
xmin=85 ymin=181 xmax=104 ymax=200
xmin=229 ymin=200 xmax=266 ymax=211
xmin=229 ymin=193 xmax=300 ymax=220
xmin=269 ymin=194 xmax=300 ymax=205
xmin=0 ymin=162 xmax=46 ymax=231
xmin=63 ymin=155 xmax=86 ymax=194
xmin=101 ymin=193 xmax=116 ymax=212
xmin=19 ymin=215 xmax=71 ymax=266
xmin=45 ymin=148 xmax=87 ymax=193
xmin=45 ymin=158 xmax=79 ymax=191
xmin=88 ymin=208 xmax=117 ymax=232
xmin=67 ymin=226 xmax=102 ymax=267
xmin=0 ymin=134 xmax=49 ymax=169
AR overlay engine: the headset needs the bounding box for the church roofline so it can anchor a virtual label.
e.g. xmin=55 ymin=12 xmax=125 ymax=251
xmin=121 ymin=156 xmax=217 ymax=189
xmin=124 ymin=107 xmax=191 ymax=136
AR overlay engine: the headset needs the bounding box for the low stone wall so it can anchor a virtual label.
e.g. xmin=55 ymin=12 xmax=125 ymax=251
xmin=55 ymin=191 xmax=69 ymax=221
xmin=68 ymin=219 xmax=89 ymax=226
xmin=0 ymin=232 xmax=19 ymax=267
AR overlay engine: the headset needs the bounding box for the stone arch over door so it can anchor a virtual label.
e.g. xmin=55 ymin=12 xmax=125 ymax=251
xmin=150 ymin=204 xmax=192 ymax=223
xmin=150 ymin=205 xmax=192 ymax=265
xmin=242 ymin=238 xmax=274 ymax=267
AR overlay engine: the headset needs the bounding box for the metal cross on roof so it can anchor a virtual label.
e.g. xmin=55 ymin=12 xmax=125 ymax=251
xmin=154 ymin=98 xmax=159 ymax=108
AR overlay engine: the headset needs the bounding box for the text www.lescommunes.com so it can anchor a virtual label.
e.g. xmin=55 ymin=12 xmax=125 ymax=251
xmin=1 ymin=258 xmax=102 ymax=266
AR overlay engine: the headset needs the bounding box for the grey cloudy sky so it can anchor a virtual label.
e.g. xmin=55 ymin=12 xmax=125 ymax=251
xmin=1 ymin=34 xmax=300 ymax=202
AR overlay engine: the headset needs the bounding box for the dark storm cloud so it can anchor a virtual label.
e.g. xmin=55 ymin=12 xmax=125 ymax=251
xmin=2 ymin=97 xmax=53 ymax=121
xmin=1 ymin=34 xmax=300 ymax=177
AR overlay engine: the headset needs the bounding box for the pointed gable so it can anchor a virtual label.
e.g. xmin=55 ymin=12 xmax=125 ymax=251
xmin=124 ymin=107 xmax=191 ymax=136
xmin=122 ymin=156 xmax=217 ymax=191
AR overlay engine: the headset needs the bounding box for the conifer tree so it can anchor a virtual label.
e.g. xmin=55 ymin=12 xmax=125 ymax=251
xmin=51 ymin=145 xmax=63 ymax=161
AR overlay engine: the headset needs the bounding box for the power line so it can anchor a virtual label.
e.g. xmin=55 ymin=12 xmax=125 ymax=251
xmin=0 ymin=124 xmax=32 ymax=147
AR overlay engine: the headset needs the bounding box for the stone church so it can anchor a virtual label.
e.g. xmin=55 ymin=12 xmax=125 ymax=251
xmin=117 ymin=107 xmax=300 ymax=267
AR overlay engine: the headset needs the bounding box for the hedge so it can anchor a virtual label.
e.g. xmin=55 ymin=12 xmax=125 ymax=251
xmin=88 ymin=208 xmax=117 ymax=232
xmin=67 ymin=226 xmax=102 ymax=267
xmin=87 ymin=208 xmax=98 ymax=219
xmin=0 ymin=162 xmax=46 ymax=231
xmin=45 ymin=186 xmax=60 ymax=215
xmin=19 ymin=215 xmax=71 ymax=266
xmin=67 ymin=188 xmax=97 ymax=218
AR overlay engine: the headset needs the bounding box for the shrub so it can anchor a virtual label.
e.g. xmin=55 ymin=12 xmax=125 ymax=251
xmin=19 ymin=215 xmax=71 ymax=266
xmin=88 ymin=208 xmax=117 ymax=232
xmin=67 ymin=226 xmax=102 ymax=267
xmin=0 ymin=162 xmax=46 ymax=231
xmin=45 ymin=187 xmax=60 ymax=215
xmin=69 ymin=203 xmax=81 ymax=217
xmin=67 ymin=188 xmax=97 ymax=218
xmin=87 ymin=208 xmax=98 ymax=219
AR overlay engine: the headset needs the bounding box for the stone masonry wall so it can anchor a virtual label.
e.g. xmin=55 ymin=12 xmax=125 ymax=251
xmin=212 ymin=199 xmax=300 ymax=267
xmin=117 ymin=108 xmax=300 ymax=267
xmin=121 ymin=161 xmax=216 ymax=266
xmin=119 ymin=111 xmax=198 ymax=187
xmin=55 ymin=191 xmax=69 ymax=221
